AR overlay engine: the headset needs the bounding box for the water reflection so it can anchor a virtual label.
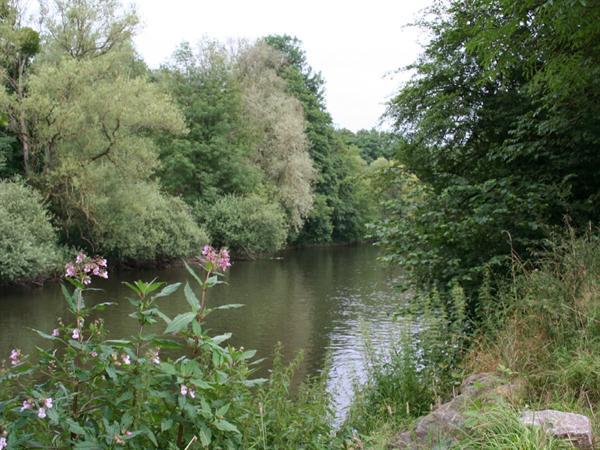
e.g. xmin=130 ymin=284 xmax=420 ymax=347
xmin=0 ymin=244 xmax=408 ymax=422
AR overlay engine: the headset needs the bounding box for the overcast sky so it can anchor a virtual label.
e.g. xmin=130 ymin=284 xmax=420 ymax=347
xmin=132 ymin=0 xmax=432 ymax=131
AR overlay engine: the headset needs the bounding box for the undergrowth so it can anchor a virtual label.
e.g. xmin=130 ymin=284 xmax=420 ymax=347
xmin=464 ymin=229 xmax=600 ymax=443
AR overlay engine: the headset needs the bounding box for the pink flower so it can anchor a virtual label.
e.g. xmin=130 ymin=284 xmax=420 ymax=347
xmin=65 ymin=263 xmax=76 ymax=277
xmin=90 ymin=351 xmax=98 ymax=358
xmin=218 ymin=248 xmax=231 ymax=270
xmin=0 ymin=437 xmax=6 ymax=450
xmin=44 ymin=398 xmax=53 ymax=409
xmin=64 ymin=253 xmax=109 ymax=284
xmin=121 ymin=354 xmax=131 ymax=365
xmin=200 ymin=245 xmax=232 ymax=272
xmin=9 ymin=348 xmax=21 ymax=366
xmin=37 ymin=407 xmax=46 ymax=419
xmin=180 ymin=385 xmax=188 ymax=396
xmin=72 ymin=328 xmax=80 ymax=340
xmin=20 ymin=400 xmax=32 ymax=411
xmin=52 ymin=329 xmax=60 ymax=337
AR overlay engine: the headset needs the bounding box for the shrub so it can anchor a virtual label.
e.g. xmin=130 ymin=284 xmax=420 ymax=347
xmin=0 ymin=180 xmax=65 ymax=283
xmin=0 ymin=247 xmax=256 ymax=448
xmin=200 ymin=194 xmax=288 ymax=258
xmin=92 ymin=183 xmax=209 ymax=261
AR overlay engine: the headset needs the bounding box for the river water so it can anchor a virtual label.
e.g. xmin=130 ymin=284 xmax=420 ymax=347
xmin=0 ymin=244 xmax=407 ymax=422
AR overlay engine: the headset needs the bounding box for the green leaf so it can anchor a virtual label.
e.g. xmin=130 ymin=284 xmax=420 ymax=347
xmin=184 ymin=282 xmax=200 ymax=311
xmin=240 ymin=349 xmax=257 ymax=360
xmin=151 ymin=338 xmax=182 ymax=350
xmin=31 ymin=328 xmax=58 ymax=340
xmin=199 ymin=425 xmax=212 ymax=447
xmin=215 ymin=403 xmax=230 ymax=417
xmin=183 ymin=260 xmax=204 ymax=286
xmin=165 ymin=312 xmax=197 ymax=334
xmin=154 ymin=282 xmax=181 ymax=298
xmin=214 ymin=419 xmax=240 ymax=434
xmin=214 ymin=303 xmax=244 ymax=310
xmin=90 ymin=302 xmax=116 ymax=312
xmin=67 ymin=419 xmax=87 ymax=436
xmin=211 ymin=333 xmax=232 ymax=345
xmin=161 ymin=418 xmax=173 ymax=432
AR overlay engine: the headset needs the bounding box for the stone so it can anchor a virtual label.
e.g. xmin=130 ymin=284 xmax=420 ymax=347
xmin=389 ymin=373 xmax=526 ymax=449
xmin=520 ymin=409 xmax=593 ymax=449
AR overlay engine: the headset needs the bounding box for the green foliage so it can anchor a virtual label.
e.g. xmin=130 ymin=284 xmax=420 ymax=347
xmin=0 ymin=179 xmax=64 ymax=283
xmin=380 ymin=0 xmax=600 ymax=307
xmin=265 ymin=35 xmax=374 ymax=244
xmin=456 ymin=402 xmax=572 ymax=450
xmin=199 ymin=194 xmax=288 ymax=259
xmin=158 ymin=41 xmax=260 ymax=205
xmin=241 ymin=346 xmax=336 ymax=449
xmin=0 ymin=251 xmax=258 ymax=448
xmin=91 ymin=182 xmax=209 ymax=261
xmin=0 ymin=131 xmax=21 ymax=178
xmin=337 ymin=128 xmax=399 ymax=163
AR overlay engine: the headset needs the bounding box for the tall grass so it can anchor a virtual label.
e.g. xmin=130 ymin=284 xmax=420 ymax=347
xmin=466 ymin=229 xmax=600 ymax=439
xmin=456 ymin=401 xmax=574 ymax=450
xmin=340 ymin=284 xmax=468 ymax=444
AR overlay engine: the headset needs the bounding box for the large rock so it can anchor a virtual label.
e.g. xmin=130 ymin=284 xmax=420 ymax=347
xmin=520 ymin=409 xmax=593 ymax=449
xmin=389 ymin=373 xmax=522 ymax=449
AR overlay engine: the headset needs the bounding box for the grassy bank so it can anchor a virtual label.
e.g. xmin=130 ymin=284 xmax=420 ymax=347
xmin=463 ymin=231 xmax=600 ymax=444
xmin=341 ymin=231 xmax=599 ymax=448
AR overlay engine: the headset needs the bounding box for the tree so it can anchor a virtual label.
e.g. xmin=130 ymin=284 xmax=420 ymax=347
xmin=378 ymin=0 xmax=600 ymax=305
xmin=2 ymin=0 xmax=206 ymax=262
xmin=0 ymin=0 xmax=40 ymax=176
xmin=157 ymin=40 xmax=260 ymax=205
xmin=39 ymin=0 xmax=138 ymax=60
xmin=265 ymin=35 xmax=373 ymax=243
xmin=235 ymin=41 xmax=315 ymax=232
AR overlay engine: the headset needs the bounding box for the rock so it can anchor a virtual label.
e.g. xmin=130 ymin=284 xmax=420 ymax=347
xmin=389 ymin=373 xmax=519 ymax=449
xmin=520 ymin=409 xmax=593 ymax=449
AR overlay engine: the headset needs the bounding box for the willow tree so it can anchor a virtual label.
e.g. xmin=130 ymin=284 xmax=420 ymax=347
xmin=2 ymin=0 xmax=206 ymax=260
xmin=235 ymin=41 xmax=315 ymax=232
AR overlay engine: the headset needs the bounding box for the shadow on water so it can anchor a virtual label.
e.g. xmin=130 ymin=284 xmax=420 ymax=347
xmin=0 ymin=244 xmax=409 ymax=422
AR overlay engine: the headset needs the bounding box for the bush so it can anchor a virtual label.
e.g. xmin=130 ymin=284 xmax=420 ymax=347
xmin=0 ymin=180 xmax=65 ymax=283
xmin=92 ymin=183 xmax=209 ymax=261
xmin=200 ymin=194 xmax=288 ymax=258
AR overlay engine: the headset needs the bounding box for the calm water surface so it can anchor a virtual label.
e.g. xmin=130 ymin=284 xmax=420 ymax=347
xmin=0 ymin=244 xmax=407 ymax=421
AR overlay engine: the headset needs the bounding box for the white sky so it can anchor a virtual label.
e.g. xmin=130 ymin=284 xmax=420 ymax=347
xmin=132 ymin=0 xmax=432 ymax=131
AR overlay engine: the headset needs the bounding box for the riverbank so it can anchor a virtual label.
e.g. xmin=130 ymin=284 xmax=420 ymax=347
xmin=343 ymin=232 xmax=599 ymax=448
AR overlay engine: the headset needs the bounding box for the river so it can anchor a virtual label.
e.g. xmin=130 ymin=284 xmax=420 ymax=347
xmin=0 ymin=244 xmax=408 ymax=422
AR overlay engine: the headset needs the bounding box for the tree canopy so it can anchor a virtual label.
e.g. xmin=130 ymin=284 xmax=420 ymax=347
xmin=374 ymin=0 xmax=600 ymax=305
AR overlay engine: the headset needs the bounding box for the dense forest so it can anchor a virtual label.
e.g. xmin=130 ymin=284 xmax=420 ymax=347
xmin=0 ymin=0 xmax=399 ymax=284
